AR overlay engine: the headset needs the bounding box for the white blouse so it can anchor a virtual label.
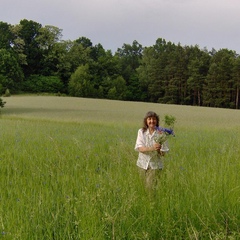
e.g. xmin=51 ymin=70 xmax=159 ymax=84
xmin=134 ymin=128 xmax=168 ymax=170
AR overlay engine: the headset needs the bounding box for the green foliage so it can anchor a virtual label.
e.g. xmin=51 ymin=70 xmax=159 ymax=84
xmin=22 ymin=75 xmax=64 ymax=93
xmin=106 ymin=76 xmax=127 ymax=100
xmin=107 ymin=86 xmax=117 ymax=99
xmin=164 ymin=114 xmax=176 ymax=129
xmin=0 ymin=49 xmax=24 ymax=91
xmin=116 ymin=40 xmax=143 ymax=101
xmin=187 ymin=46 xmax=210 ymax=106
xmin=18 ymin=20 xmax=43 ymax=75
xmin=0 ymin=21 xmax=14 ymax=49
xmin=232 ymin=56 xmax=240 ymax=109
xmin=4 ymin=88 xmax=11 ymax=97
xmin=203 ymin=49 xmax=235 ymax=108
xmin=68 ymin=64 xmax=95 ymax=97
xmin=0 ymin=97 xmax=5 ymax=108
xmin=67 ymin=42 xmax=91 ymax=73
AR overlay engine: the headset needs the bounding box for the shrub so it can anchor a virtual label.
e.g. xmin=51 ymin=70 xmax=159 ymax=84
xmin=4 ymin=88 xmax=11 ymax=97
xmin=0 ymin=97 xmax=6 ymax=108
xmin=22 ymin=75 xmax=64 ymax=93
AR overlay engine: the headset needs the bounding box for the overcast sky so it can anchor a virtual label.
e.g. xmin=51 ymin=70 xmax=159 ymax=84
xmin=1 ymin=0 xmax=240 ymax=54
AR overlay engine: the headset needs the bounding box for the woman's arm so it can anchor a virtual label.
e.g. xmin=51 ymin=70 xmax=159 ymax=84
xmin=138 ymin=143 xmax=161 ymax=153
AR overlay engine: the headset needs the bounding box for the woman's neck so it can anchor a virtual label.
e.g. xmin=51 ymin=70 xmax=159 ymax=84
xmin=149 ymin=127 xmax=155 ymax=134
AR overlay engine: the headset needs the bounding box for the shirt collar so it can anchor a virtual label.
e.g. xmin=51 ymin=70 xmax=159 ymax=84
xmin=146 ymin=128 xmax=156 ymax=136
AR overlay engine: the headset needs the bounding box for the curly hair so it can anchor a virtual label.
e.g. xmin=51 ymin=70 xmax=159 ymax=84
xmin=142 ymin=111 xmax=160 ymax=132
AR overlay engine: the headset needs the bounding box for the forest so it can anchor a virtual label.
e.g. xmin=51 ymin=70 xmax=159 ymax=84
xmin=0 ymin=19 xmax=240 ymax=109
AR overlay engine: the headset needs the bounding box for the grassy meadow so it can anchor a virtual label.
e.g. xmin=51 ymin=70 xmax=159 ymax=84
xmin=0 ymin=96 xmax=240 ymax=239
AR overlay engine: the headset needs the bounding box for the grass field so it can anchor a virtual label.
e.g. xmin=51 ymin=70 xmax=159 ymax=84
xmin=0 ymin=96 xmax=240 ymax=239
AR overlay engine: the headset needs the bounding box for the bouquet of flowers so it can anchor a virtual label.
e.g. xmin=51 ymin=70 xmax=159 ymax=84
xmin=154 ymin=128 xmax=168 ymax=144
xmin=154 ymin=128 xmax=170 ymax=152
xmin=154 ymin=115 xmax=176 ymax=152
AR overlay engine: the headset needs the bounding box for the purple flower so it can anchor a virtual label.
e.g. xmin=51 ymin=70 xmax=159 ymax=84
xmin=156 ymin=126 xmax=175 ymax=136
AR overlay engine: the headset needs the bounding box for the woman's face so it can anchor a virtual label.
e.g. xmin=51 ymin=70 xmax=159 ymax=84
xmin=146 ymin=116 xmax=157 ymax=129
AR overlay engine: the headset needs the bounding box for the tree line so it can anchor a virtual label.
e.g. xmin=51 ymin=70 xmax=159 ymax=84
xmin=0 ymin=19 xmax=240 ymax=109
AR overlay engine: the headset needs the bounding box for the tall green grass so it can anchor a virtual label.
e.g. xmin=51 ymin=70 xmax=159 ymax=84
xmin=0 ymin=96 xmax=239 ymax=239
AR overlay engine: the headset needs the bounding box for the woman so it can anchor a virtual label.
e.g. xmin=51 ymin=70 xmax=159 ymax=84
xmin=134 ymin=111 xmax=169 ymax=189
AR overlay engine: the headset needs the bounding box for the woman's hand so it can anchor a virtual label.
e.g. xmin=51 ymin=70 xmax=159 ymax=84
xmin=154 ymin=143 xmax=165 ymax=155
xmin=153 ymin=143 xmax=161 ymax=151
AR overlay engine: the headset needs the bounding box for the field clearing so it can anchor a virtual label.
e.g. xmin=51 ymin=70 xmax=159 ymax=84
xmin=0 ymin=96 xmax=240 ymax=239
xmin=2 ymin=96 xmax=240 ymax=129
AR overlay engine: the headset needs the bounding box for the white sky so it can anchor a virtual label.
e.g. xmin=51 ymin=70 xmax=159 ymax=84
xmin=1 ymin=0 xmax=240 ymax=54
